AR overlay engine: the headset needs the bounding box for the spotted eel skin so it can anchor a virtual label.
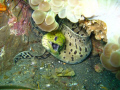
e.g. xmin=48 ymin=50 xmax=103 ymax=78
xmin=42 ymin=19 xmax=92 ymax=64
xmin=14 ymin=18 xmax=92 ymax=64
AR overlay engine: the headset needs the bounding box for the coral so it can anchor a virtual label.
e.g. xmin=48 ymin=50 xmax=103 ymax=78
xmin=29 ymin=0 xmax=120 ymax=49
xmin=100 ymin=40 xmax=120 ymax=80
xmin=38 ymin=20 xmax=59 ymax=32
xmin=29 ymin=0 xmax=58 ymax=32
xmin=29 ymin=0 xmax=120 ymax=23
xmin=32 ymin=10 xmax=46 ymax=24
xmin=29 ymin=0 xmax=85 ymax=32
xmin=29 ymin=0 xmax=83 ymax=23
xmin=82 ymin=0 xmax=120 ymax=44
xmin=79 ymin=20 xmax=107 ymax=42
xmin=0 ymin=2 xmax=7 ymax=12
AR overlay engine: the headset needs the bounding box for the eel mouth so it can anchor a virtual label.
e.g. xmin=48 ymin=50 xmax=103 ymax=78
xmin=50 ymin=42 xmax=59 ymax=51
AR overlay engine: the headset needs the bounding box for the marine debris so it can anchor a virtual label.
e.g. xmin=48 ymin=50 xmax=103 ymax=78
xmin=55 ymin=67 xmax=75 ymax=76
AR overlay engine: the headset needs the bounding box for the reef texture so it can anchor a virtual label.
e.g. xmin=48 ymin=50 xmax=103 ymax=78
xmin=8 ymin=0 xmax=31 ymax=36
xmin=0 ymin=0 xmax=43 ymax=73
xmin=0 ymin=24 xmax=29 ymax=73
xmin=79 ymin=20 xmax=107 ymax=42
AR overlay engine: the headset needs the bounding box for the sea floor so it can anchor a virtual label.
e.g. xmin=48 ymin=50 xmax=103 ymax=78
xmin=0 ymin=53 xmax=120 ymax=90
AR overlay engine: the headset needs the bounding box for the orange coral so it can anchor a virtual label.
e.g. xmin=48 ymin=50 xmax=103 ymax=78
xmin=0 ymin=3 xmax=7 ymax=12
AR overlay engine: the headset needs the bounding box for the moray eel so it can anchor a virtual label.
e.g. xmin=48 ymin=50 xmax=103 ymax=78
xmin=42 ymin=30 xmax=66 ymax=56
xmin=42 ymin=23 xmax=92 ymax=64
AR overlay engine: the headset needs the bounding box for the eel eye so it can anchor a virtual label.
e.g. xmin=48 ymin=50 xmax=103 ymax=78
xmin=54 ymin=36 xmax=57 ymax=41
xmin=52 ymin=42 xmax=59 ymax=51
